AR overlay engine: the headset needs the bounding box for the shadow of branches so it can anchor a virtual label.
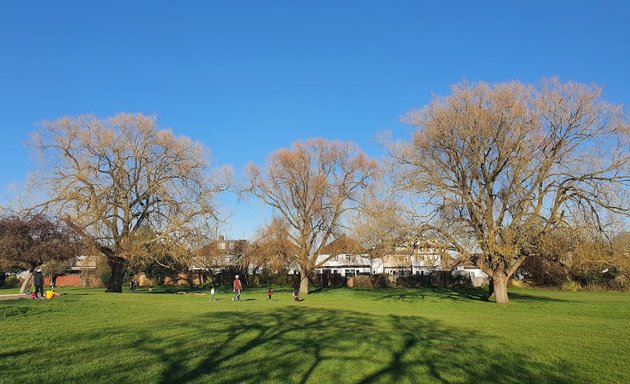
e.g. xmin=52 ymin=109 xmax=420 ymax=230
xmin=13 ymin=306 xmax=584 ymax=384
xmin=350 ymin=287 xmax=568 ymax=304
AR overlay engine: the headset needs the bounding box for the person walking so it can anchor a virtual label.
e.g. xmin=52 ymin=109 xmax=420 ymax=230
xmin=33 ymin=269 xmax=44 ymax=299
xmin=267 ymin=287 xmax=273 ymax=301
xmin=232 ymin=275 xmax=242 ymax=302
xmin=210 ymin=286 xmax=216 ymax=302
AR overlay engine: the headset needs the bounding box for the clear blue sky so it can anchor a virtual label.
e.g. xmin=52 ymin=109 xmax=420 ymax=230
xmin=1 ymin=1 xmax=629 ymax=238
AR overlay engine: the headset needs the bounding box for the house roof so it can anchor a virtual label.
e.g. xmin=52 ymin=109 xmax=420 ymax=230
xmin=199 ymin=238 xmax=248 ymax=256
xmin=321 ymin=235 xmax=365 ymax=255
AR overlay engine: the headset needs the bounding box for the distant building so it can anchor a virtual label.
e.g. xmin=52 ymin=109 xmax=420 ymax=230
xmin=311 ymin=235 xmax=383 ymax=277
xmin=451 ymin=257 xmax=489 ymax=287
xmin=194 ymin=235 xmax=247 ymax=274
xmin=382 ymin=240 xmax=452 ymax=277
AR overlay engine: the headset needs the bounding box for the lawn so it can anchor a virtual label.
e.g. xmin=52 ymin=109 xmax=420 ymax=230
xmin=1 ymin=286 xmax=628 ymax=384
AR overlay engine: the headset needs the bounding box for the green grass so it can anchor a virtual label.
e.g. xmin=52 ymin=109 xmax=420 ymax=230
xmin=1 ymin=286 xmax=628 ymax=384
xmin=0 ymin=287 xmax=21 ymax=294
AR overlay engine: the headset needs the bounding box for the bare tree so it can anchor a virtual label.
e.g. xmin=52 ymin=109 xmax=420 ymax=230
xmin=246 ymin=138 xmax=377 ymax=294
xmin=391 ymin=79 xmax=629 ymax=303
xmin=30 ymin=113 xmax=230 ymax=292
xmin=0 ymin=214 xmax=82 ymax=293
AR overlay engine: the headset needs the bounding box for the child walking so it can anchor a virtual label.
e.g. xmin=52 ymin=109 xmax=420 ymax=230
xmin=267 ymin=287 xmax=273 ymax=301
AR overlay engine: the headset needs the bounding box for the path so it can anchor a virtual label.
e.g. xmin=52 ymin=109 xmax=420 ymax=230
xmin=0 ymin=294 xmax=29 ymax=301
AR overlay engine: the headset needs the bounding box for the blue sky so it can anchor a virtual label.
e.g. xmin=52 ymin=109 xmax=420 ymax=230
xmin=1 ymin=1 xmax=629 ymax=238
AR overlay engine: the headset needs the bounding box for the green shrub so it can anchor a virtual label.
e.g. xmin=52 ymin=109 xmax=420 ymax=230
xmin=3 ymin=275 xmax=22 ymax=288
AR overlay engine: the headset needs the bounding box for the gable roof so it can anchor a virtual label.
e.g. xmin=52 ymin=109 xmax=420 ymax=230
xmin=321 ymin=234 xmax=365 ymax=255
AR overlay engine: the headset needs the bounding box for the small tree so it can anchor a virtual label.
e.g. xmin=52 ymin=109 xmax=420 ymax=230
xmin=246 ymin=138 xmax=377 ymax=295
xmin=245 ymin=217 xmax=300 ymax=276
xmin=41 ymin=259 xmax=71 ymax=287
xmin=392 ymin=79 xmax=629 ymax=303
xmin=0 ymin=214 xmax=82 ymax=293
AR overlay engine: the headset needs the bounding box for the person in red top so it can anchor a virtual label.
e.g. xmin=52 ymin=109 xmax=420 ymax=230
xmin=232 ymin=275 xmax=242 ymax=302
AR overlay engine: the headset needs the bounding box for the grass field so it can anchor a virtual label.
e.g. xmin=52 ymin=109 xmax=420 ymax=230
xmin=1 ymin=286 xmax=628 ymax=384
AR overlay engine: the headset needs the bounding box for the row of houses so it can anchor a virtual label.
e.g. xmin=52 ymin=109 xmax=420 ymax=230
xmin=287 ymin=235 xmax=450 ymax=277
xmin=47 ymin=234 xmax=489 ymax=287
xmin=206 ymin=234 xmax=488 ymax=285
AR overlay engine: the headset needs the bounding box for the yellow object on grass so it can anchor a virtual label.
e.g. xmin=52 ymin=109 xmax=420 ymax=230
xmin=45 ymin=291 xmax=55 ymax=299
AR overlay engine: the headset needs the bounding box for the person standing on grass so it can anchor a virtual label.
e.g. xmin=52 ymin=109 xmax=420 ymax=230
xmin=292 ymin=286 xmax=299 ymax=302
xmin=267 ymin=287 xmax=273 ymax=301
xmin=210 ymin=286 xmax=216 ymax=302
xmin=33 ymin=269 xmax=44 ymax=299
xmin=232 ymin=275 xmax=242 ymax=302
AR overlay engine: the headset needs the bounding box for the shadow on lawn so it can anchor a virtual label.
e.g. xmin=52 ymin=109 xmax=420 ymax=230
xmin=39 ymin=307 xmax=582 ymax=384
xmin=354 ymin=287 xmax=568 ymax=304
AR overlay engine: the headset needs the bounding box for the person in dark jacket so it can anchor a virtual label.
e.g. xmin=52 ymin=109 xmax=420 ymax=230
xmin=33 ymin=269 xmax=44 ymax=299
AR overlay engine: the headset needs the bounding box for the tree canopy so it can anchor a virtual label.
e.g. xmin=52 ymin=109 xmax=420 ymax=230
xmin=246 ymin=138 xmax=377 ymax=294
xmin=30 ymin=113 xmax=230 ymax=292
xmin=391 ymin=79 xmax=629 ymax=303
xmin=0 ymin=213 xmax=82 ymax=292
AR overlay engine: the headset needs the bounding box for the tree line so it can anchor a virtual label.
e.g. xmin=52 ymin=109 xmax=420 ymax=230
xmin=1 ymin=78 xmax=628 ymax=304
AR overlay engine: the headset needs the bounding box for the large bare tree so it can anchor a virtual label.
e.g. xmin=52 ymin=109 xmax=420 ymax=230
xmin=31 ymin=113 xmax=230 ymax=292
xmin=391 ymin=79 xmax=629 ymax=303
xmin=246 ymin=138 xmax=377 ymax=294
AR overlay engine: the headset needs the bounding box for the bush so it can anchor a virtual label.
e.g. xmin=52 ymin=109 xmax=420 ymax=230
xmin=257 ymin=268 xmax=299 ymax=287
xmin=509 ymin=279 xmax=530 ymax=288
xmin=2 ymin=275 xmax=22 ymax=288
xmin=395 ymin=272 xmax=471 ymax=288
xmin=561 ymin=280 xmax=581 ymax=292
xmin=609 ymin=275 xmax=628 ymax=291
xmin=346 ymin=275 xmax=391 ymax=288
xmin=371 ymin=274 xmax=389 ymax=288
xmin=347 ymin=276 xmax=372 ymax=288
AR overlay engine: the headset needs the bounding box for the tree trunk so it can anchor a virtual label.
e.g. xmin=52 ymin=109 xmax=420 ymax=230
xmin=492 ymin=273 xmax=509 ymax=304
xmin=19 ymin=269 xmax=34 ymax=294
xmin=106 ymin=256 xmax=128 ymax=293
xmin=487 ymin=278 xmax=494 ymax=300
xmin=299 ymin=269 xmax=309 ymax=296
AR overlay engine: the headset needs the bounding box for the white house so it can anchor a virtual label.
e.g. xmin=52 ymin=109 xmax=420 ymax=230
xmin=308 ymin=235 xmax=384 ymax=277
xmin=314 ymin=253 xmax=383 ymax=276
xmin=452 ymin=263 xmax=489 ymax=287
xmin=383 ymin=241 xmax=449 ymax=276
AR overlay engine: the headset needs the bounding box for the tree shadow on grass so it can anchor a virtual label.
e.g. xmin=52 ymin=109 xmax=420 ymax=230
xmin=26 ymin=307 xmax=586 ymax=384
xmin=353 ymin=287 xmax=568 ymax=304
